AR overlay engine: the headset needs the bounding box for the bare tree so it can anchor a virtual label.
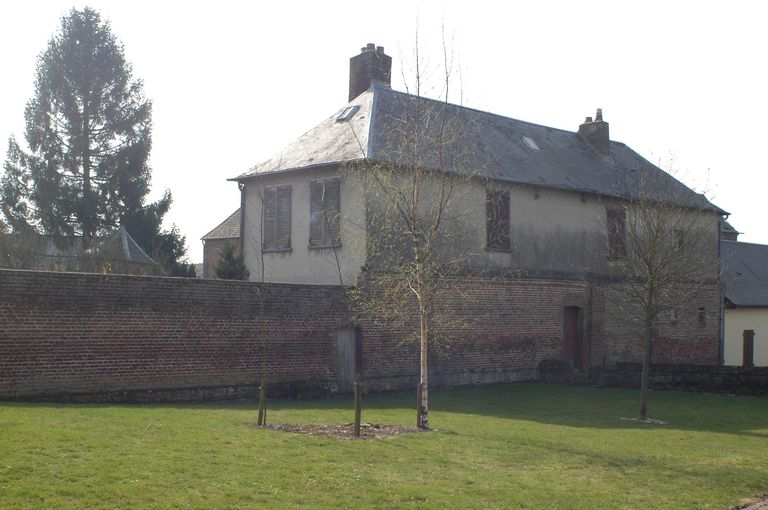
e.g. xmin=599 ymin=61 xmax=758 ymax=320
xmin=603 ymin=178 xmax=720 ymax=420
xmin=344 ymin=32 xmax=477 ymax=430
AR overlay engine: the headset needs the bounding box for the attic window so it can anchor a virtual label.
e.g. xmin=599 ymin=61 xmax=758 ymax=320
xmin=522 ymin=136 xmax=540 ymax=152
xmin=336 ymin=105 xmax=360 ymax=122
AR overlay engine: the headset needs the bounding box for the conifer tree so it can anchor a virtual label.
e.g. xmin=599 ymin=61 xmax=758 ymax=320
xmin=214 ymin=243 xmax=249 ymax=280
xmin=0 ymin=7 xmax=192 ymax=275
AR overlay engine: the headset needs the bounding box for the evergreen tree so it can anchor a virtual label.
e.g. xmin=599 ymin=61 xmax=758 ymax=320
xmin=0 ymin=7 xmax=192 ymax=274
xmin=214 ymin=243 xmax=249 ymax=280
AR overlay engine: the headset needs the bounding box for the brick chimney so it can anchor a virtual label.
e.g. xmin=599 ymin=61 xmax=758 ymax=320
xmin=578 ymin=108 xmax=610 ymax=155
xmin=349 ymin=43 xmax=391 ymax=102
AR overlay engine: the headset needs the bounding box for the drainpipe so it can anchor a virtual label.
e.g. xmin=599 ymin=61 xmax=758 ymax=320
xmin=718 ymin=214 xmax=726 ymax=364
xmin=238 ymin=181 xmax=246 ymax=259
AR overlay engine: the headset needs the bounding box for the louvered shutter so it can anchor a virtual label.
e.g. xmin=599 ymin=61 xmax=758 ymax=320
xmin=323 ymin=178 xmax=341 ymax=245
xmin=263 ymin=187 xmax=277 ymax=249
xmin=309 ymin=181 xmax=323 ymax=246
xmin=276 ymin=185 xmax=291 ymax=249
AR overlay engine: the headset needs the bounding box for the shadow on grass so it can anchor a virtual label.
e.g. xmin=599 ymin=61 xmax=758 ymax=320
xmin=2 ymin=382 xmax=767 ymax=436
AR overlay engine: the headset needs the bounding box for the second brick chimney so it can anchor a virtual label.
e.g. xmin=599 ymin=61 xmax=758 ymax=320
xmin=578 ymin=108 xmax=610 ymax=155
xmin=349 ymin=43 xmax=391 ymax=102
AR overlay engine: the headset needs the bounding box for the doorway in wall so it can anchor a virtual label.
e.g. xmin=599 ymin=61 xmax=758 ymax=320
xmin=563 ymin=306 xmax=587 ymax=370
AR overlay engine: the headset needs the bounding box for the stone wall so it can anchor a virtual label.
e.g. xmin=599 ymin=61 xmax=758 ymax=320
xmin=597 ymin=362 xmax=768 ymax=395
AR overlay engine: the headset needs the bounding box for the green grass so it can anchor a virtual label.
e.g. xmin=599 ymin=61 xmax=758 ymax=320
xmin=1 ymin=383 xmax=766 ymax=509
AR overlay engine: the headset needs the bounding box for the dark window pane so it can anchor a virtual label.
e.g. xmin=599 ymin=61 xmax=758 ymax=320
xmin=606 ymin=207 xmax=626 ymax=259
xmin=486 ymin=190 xmax=510 ymax=250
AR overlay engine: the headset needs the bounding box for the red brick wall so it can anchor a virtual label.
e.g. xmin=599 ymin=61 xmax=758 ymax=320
xmin=202 ymin=238 xmax=239 ymax=279
xmin=358 ymin=276 xmax=721 ymax=391
xmin=590 ymin=283 xmax=722 ymax=366
xmin=0 ymin=269 xmax=722 ymax=402
xmin=357 ymin=276 xmax=593 ymax=390
xmin=0 ymin=270 xmax=346 ymax=400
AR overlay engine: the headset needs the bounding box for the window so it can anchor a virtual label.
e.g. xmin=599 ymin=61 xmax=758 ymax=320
xmin=606 ymin=207 xmax=626 ymax=259
xmin=263 ymin=185 xmax=291 ymax=251
xmin=674 ymin=229 xmax=685 ymax=250
xmin=309 ymin=177 xmax=341 ymax=248
xmin=486 ymin=189 xmax=511 ymax=251
xmin=336 ymin=105 xmax=360 ymax=122
xmin=697 ymin=307 xmax=706 ymax=327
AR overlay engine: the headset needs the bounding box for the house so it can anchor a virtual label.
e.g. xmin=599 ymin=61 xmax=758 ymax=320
xmin=225 ymin=43 xmax=725 ymax=386
xmin=201 ymin=208 xmax=241 ymax=278
xmin=0 ymin=226 xmax=163 ymax=276
xmin=722 ymin=239 xmax=768 ymax=366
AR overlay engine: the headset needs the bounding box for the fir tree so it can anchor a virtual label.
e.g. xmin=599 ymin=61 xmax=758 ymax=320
xmin=214 ymin=243 xmax=249 ymax=280
xmin=0 ymin=7 xmax=192 ymax=274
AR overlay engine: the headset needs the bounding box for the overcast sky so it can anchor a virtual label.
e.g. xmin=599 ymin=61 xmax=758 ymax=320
xmin=1 ymin=0 xmax=766 ymax=262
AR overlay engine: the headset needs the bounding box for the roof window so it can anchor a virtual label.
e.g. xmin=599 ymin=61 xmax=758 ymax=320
xmin=336 ymin=105 xmax=360 ymax=122
xmin=522 ymin=136 xmax=540 ymax=152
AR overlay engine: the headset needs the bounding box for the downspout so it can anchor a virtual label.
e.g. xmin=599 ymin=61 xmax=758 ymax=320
xmin=718 ymin=214 xmax=726 ymax=364
xmin=238 ymin=181 xmax=246 ymax=260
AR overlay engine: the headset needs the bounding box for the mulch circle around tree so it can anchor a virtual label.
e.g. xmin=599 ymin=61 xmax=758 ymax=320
xmin=730 ymin=495 xmax=768 ymax=510
xmin=252 ymin=422 xmax=421 ymax=440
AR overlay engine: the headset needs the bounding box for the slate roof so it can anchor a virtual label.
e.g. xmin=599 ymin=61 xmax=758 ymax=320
xmin=93 ymin=226 xmax=160 ymax=267
xmin=233 ymin=83 xmax=722 ymax=213
xmin=202 ymin=208 xmax=241 ymax=240
xmin=720 ymin=219 xmax=740 ymax=241
xmin=722 ymin=241 xmax=768 ymax=307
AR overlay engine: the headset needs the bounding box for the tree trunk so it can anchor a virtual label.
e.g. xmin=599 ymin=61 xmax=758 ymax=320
xmin=81 ymin=100 xmax=94 ymax=248
xmin=639 ymin=297 xmax=654 ymax=420
xmin=416 ymin=261 xmax=429 ymax=430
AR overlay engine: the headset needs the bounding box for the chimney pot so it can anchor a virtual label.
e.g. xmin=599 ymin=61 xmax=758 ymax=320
xmin=349 ymin=42 xmax=392 ymax=101
xmin=578 ymin=109 xmax=610 ymax=155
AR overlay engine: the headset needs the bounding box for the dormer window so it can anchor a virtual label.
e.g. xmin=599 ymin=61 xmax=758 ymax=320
xmin=336 ymin=105 xmax=360 ymax=122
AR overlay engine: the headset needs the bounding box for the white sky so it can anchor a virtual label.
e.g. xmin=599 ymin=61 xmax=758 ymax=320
xmin=1 ymin=0 xmax=766 ymax=262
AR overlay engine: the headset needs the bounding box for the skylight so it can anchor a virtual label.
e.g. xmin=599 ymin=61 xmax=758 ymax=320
xmin=522 ymin=136 xmax=540 ymax=152
xmin=336 ymin=105 xmax=360 ymax=122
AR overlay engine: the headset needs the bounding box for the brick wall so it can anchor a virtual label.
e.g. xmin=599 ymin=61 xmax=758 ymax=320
xmin=0 ymin=269 xmax=723 ymax=402
xmin=0 ymin=269 xmax=347 ymax=401
xmin=358 ymin=276 xmax=722 ymax=391
xmin=202 ymin=238 xmax=239 ymax=279
xmin=591 ymin=282 xmax=722 ymax=366
xmin=357 ymin=276 xmax=592 ymax=390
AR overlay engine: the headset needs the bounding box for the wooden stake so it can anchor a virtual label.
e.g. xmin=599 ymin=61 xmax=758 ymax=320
xmin=257 ymin=379 xmax=267 ymax=426
xmin=353 ymin=375 xmax=362 ymax=438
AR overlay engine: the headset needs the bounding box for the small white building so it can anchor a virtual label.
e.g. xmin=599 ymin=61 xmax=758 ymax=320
xmin=722 ymin=240 xmax=768 ymax=366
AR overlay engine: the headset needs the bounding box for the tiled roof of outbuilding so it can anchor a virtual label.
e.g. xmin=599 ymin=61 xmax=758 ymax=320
xmin=201 ymin=208 xmax=240 ymax=240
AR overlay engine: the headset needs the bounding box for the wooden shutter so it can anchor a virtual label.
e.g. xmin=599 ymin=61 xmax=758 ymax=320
xmin=310 ymin=178 xmax=341 ymax=247
xmin=276 ymin=185 xmax=291 ymax=249
xmin=309 ymin=181 xmax=323 ymax=246
xmin=486 ymin=190 xmax=510 ymax=250
xmin=263 ymin=187 xmax=277 ymax=249
xmin=606 ymin=207 xmax=626 ymax=258
xmin=324 ymin=178 xmax=341 ymax=245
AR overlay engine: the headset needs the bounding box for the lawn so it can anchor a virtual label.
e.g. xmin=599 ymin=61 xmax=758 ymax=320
xmin=0 ymin=383 xmax=766 ymax=509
